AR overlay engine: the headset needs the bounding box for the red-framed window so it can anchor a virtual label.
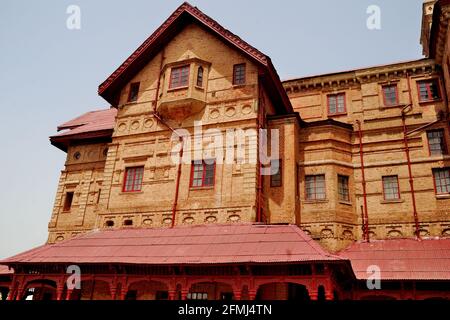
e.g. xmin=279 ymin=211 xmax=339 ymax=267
xmin=63 ymin=192 xmax=74 ymax=211
xmin=338 ymin=175 xmax=349 ymax=202
xmin=128 ymin=82 xmax=140 ymax=102
xmin=169 ymin=65 xmax=189 ymax=89
xmin=417 ymin=79 xmax=440 ymax=102
xmin=305 ymin=174 xmax=326 ymax=200
xmin=382 ymin=84 xmax=398 ymax=106
xmin=382 ymin=175 xmax=400 ymax=200
xmin=427 ymin=129 xmax=447 ymax=155
xmin=327 ymin=93 xmax=346 ymax=115
xmin=196 ymin=66 xmax=204 ymax=87
xmin=270 ymin=159 xmax=282 ymax=187
xmin=123 ymin=166 xmax=144 ymax=192
xmin=233 ymin=63 xmax=246 ymax=85
xmin=433 ymin=168 xmax=450 ymax=194
xmin=190 ymin=160 xmax=215 ymax=188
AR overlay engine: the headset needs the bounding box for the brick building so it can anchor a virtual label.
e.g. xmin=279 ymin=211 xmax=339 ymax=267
xmin=0 ymin=1 xmax=449 ymax=300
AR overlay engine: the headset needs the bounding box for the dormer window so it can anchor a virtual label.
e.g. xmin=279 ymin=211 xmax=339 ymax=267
xmin=128 ymin=82 xmax=140 ymax=102
xmin=196 ymin=66 xmax=204 ymax=87
xmin=169 ymin=65 xmax=189 ymax=89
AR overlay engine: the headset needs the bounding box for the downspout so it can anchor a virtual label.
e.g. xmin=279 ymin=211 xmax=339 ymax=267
xmin=256 ymin=81 xmax=265 ymax=223
xmin=404 ymin=72 xmax=421 ymax=239
xmin=356 ymin=120 xmax=369 ymax=242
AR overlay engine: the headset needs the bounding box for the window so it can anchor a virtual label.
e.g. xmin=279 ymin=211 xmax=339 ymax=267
xmin=433 ymin=168 xmax=450 ymax=194
xmin=97 ymin=189 xmax=101 ymax=204
xmin=196 ymin=66 xmax=204 ymax=87
xmin=382 ymin=84 xmax=398 ymax=106
xmin=123 ymin=219 xmax=133 ymax=226
xmin=105 ymin=220 xmax=114 ymax=228
xmin=305 ymin=174 xmax=326 ymax=200
xmin=338 ymin=175 xmax=350 ymax=202
xmin=327 ymin=93 xmax=346 ymax=115
xmin=63 ymin=192 xmax=74 ymax=211
xmin=270 ymin=159 xmax=282 ymax=187
xmin=417 ymin=80 xmax=440 ymax=102
xmin=190 ymin=160 xmax=215 ymax=188
xmin=123 ymin=166 xmax=144 ymax=192
xmin=233 ymin=63 xmax=246 ymax=85
xmin=169 ymin=65 xmax=189 ymax=89
xmin=128 ymin=82 xmax=140 ymax=102
xmin=187 ymin=292 xmax=208 ymax=300
xmin=427 ymin=129 xmax=447 ymax=155
xmin=382 ymin=175 xmax=400 ymax=200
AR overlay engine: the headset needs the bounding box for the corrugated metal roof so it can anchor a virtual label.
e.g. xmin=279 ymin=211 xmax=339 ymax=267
xmin=339 ymin=238 xmax=450 ymax=280
xmin=52 ymin=108 xmax=117 ymax=138
xmin=0 ymin=224 xmax=342 ymax=266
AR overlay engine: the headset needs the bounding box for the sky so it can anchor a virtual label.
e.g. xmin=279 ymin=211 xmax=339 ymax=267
xmin=0 ymin=0 xmax=425 ymax=259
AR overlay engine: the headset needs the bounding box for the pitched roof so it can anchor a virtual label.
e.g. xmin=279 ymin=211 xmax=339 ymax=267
xmin=98 ymin=2 xmax=292 ymax=113
xmin=50 ymin=108 xmax=117 ymax=151
xmin=0 ymin=265 xmax=13 ymax=275
xmin=339 ymin=238 xmax=450 ymax=280
xmin=0 ymin=224 xmax=342 ymax=266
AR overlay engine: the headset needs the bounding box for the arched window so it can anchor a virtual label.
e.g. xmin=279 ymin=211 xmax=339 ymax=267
xmin=196 ymin=66 xmax=204 ymax=87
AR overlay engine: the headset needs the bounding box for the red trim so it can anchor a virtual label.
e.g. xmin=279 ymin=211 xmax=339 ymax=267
xmin=169 ymin=65 xmax=190 ymax=89
xmin=327 ymin=93 xmax=346 ymax=116
xmin=189 ymin=160 xmax=216 ymax=188
xmin=122 ymin=166 xmax=144 ymax=192
xmin=233 ymin=63 xmax=246 ymax=85
xmin=417 ymin=79 xmax=441 ymax=103
xmin=426 ymin=129 xmax=448 ymax=156
xmin=382 ymin=175 xmax=400 ymax=201
xmin=382 ymin=84 xmax=399 ymax=106
xmin=127 ymin=82 xmax=140 ymax=103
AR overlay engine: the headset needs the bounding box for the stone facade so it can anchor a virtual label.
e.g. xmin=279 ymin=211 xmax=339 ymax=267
xmin=47 ymin=2 xmax=450 ymax=254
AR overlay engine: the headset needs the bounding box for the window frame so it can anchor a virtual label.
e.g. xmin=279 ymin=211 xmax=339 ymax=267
xmin=196 ymin=66 xmax=204 ymax=88
xmin=169 ymin=65 xmax=190 ymax=89
xmin=63 ymin=192 xmax=74 ymax=212
xmin=305 ymin=174 xmax=326 ymax=200
xmin=382 ymin=175 xmax=401 ymax=201
xmin=122 ymin=166 xmax=145 ymax=192
xmin=337 ymin=175 xmax=350 ymax=202
xmin=382 ymin=84 xmax=399 ymax=106
xmin=427 ymin=129 xmax=448 ymax=156
xmin=233 ymin=63 xmax=246 ymax=86
xmin=432 ymin=168 xmax=450 ymax=195
xmin=127 ymin=82 xmax=140 ymax=103
xmin=417 ymin=79 xmax=441 ymax=103
xmin=270 ymin=159 xmax=282 ymax=187
xmin=190 ymin=160 xmax=216 ymax=188
xmin=327 ymin=93 xmax=346 ymax=115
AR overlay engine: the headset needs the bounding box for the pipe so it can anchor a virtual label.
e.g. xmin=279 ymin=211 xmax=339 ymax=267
xmin=356 ymin=120 xmax=369 ymax=242
xmin=404 ymin=72 xmax=421 ymax=239
xmin=153 ymin=113 xmax=184 ymax=228
xmin=360 ymin=205 xmax=366 ymax=240
xmin=256 ymin=83 xmax=265 ymax=223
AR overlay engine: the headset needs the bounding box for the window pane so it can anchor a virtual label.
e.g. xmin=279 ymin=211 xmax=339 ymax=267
xmin=434 ymin=168 xmax=450 ymax=194
xmin=427 ymin=129 xmax=446 ymax=155
xmin=233 ymin=64 xmax=246 ymax=85
xmin=383 ymin=176 xmax=399 ymax=200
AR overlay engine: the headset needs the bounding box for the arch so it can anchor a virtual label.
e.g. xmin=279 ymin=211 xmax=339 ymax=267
xmin=196 ymin=66 xmax=204 ymax=87
xmin=187 ymin=281 xmax=234 ymax=300
xmin=22 ymin=279 xmax=57 ymax=301
xmin=78 ymin=279 xmax=111 ymax=300
xmin=256 ymin=282 xmax=310 ymax=301
xmin=127 ymin=280 xmax=169 ymax=300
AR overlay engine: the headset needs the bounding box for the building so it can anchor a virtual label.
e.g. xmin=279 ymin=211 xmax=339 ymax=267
xmin=0 ymin=1 xmax=449 ymax=300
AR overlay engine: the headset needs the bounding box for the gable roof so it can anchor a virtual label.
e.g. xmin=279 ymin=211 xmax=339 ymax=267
xmin=50 ymin=108 xmax=117 ymax=152
xmin=339 ymin=238 xmax=450 ymax=280
xmin=98 ymin=2 xmax=292 ymax=113
xmin=0 ymin=224 xmax=343 ymax=266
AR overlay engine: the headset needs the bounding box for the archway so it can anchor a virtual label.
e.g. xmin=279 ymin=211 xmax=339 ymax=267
xmin=77 ymin=279 xmax=111 ymax=300
xmin=22 ymin=279 xmax=57 ymax=300
xmin=126 ymin=280 xmax=169 ymax=300
xmin=256 ymin=282 xmax=310 ymax=301
xmin=188 ymin=281 xmax=234 ymax=300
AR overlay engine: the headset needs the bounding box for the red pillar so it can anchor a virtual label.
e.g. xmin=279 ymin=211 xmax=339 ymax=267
xmin=309 ymin=290 xmax=318 ymax=301
xmin=65 ymin=289 xmax=73 ymax=301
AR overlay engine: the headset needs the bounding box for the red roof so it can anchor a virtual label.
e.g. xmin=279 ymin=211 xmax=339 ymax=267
xmin=0 ymin=224 xmax=342 ymax=265
xmin=50 ymin=108 xmax=117 ymax=151
xmin=339 ymin=238 xmax=450 ymax=280
xmin=98 ymin=2 xmax=292 ymax=113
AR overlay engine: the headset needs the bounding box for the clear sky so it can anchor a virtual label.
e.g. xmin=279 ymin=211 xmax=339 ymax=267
xmin=0 ymin=0 xmax=425 ymax=259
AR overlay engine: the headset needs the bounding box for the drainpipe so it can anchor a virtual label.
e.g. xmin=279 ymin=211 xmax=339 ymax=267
xmin=356 ymin=120 xmax=369 ymax=242
xmin=404 ymin=72 xmax=421 ymax=239
xmin=256 ymin=82 xmax=266 ymax=223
